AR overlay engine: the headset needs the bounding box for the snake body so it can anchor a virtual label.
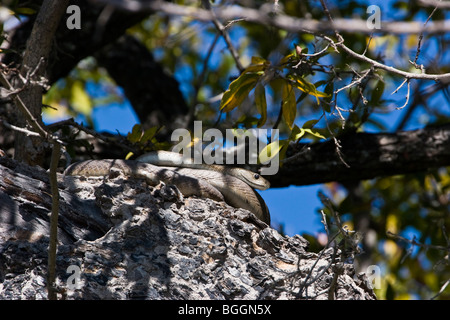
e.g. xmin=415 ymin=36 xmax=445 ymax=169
xmin=136 ymin=151 xmax=270 ymax=190
xmin=64 ymin=152 xmax=271 ymax=224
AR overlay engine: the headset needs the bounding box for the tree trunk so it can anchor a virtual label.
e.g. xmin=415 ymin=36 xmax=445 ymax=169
xmin=0 ymin=155 xmax=375 ymax=300
xmin=12 ymin=0 xmax=69 ymax=165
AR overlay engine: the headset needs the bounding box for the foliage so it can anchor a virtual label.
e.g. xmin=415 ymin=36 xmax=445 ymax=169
xmin=323 ymin=170 xmax=450 ymax=299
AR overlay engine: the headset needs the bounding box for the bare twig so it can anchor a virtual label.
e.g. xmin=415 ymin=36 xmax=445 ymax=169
xmin=322 ymin=111 xmax=350 ymax=168
xmin=392 ymin=78 xmax=408 ymax=94
xmin=335 ymin=68 xmax=372 ymax=95
xmin=1 ymin=63 xmax=66 ymax=299
xmin=334 ymin=106 xmax=348 ymax=127
xmin=0 ymin=118 xmax=43 ymax=138
xmin=333 ymin=38 xmax=449 ymax=81
xmin=430 ymin=279 xmax=450 ymax=300
xmin=297 ymin=192 xmax=359 ymax=299
xmin=319 ymin=0 xmax=335 ymax=25
xmin=316 ymin=0 xmax=450 ymax=81
xmin=190 ymin=32 xmax=220 ymax=122
xmin=320 ymin=210 xmax=330 ymax=237
xmin=362 ymin=34 xmax=373 ymax=57
xmin=302 ymin=43 xmax=332 ymax=58
xmin=412 ymin=0 xmax=439 ymax=67
xmin=47 ymin=118 xmax=136 ymax=157
xmin=386 ymin=231 xmax=449 ymax=252
xmin=328 ymin=260 xmax=342 ymax=300
xmin=0 ymin=68 xmax=52 ymax=140
xmin=395 ymin=80 xmax=411 ymax=110
xmin=389 ymin=226 xmax=450 ymax=300
xmin=47 ymin=141 xmax=61 ymax=300
xmin=201 ymin=0 xmax=244 ymax=72
xmin=442 ymin=223 xmax=450 ymax=248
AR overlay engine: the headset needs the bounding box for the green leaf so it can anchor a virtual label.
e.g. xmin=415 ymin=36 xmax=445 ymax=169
xmin=255 ymin=83 xmax=267 ymax=128
xmin=125 ymin=152 xmax=134 ymax=160
xmin=282 ymin=82 xmax=296 ymax=129
xmin=14 ymin=7 xmax=36 ymax=15
xmin=220 ymin=73 xmax=260 ymax=112
xmin=289 ymin=124 xmax=326 ymax=141
xmin=303 ymin=128 xmax=326 ymax=140
xmin=290 ymin=125 xmax=305 ymax=141
xmin=279 ymin=53 xmax=296 ymax=66
xmin=371 ymin=80 xmax=385 ymax=104
xmin=259 ymin=140 xmax=288 ymax=164
xmin=302 ymin=119 xmax=319 ymax=129
xmin=141 ymin=126 xmax=159 ymax=144
xmin=323 ymin=81 xmax=334 ymax=112
xmin=234 ymin=114 xmax=259 ymax=127
xmin=127 ymin=124 xmax=142 ymax=144
xmin=242 ymin=64 xmax=267 ymax=73
xmin=289 ymin=75 xmax=330 ymax=105
xmin=251 ymin=56 xmax=269 ymax=65
xmin=70 ymin=81 xmax=92 ymax=115
xmin=243 ymin=56 xmax=270 ymax=73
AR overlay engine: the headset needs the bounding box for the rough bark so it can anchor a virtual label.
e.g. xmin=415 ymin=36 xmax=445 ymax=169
xmin=0 ymin=156 xmax=375 ymax=300
xmin=268 ymin=124 xmax=450 ymax=188
xmin=13 ymin=0 xmax=69 ymax=165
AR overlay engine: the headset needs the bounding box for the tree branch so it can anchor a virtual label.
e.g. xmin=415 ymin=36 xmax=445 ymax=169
xmin=418 ymin=0 xmax=450 ymax=9
xmin=268 ymin=124 xmax=450 ymax=187
xmin=332 ymin=37 xmax=450 ymax=81
xmin=94 ymin=0 xmax=450 ymax=35
xmin=201 ymin=0 xmax=244 ymax=72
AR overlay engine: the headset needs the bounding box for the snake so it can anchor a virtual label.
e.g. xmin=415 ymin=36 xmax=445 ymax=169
xmin=64 ymin=151 xmax=271 ymax=224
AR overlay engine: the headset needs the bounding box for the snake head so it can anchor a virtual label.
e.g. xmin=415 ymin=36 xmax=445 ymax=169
xmin=237 ymin=169 xmax=270 ymax=190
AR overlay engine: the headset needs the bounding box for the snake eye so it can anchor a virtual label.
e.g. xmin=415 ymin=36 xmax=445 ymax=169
xmin=254 ymin=174 xmax=260 ymax=180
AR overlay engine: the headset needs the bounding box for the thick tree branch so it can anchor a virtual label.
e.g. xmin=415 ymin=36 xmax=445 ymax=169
xmin=13 ymin=0 xmax=69 ymax=165
xmin=94 ymin=0 xmax=450 ymax=35
xmin=418 ymin=0 xmax=450 ymax=9
xmin=0 ymin=155 xmax=375 ymax=300
xmin=268 ymin=124 xmax=450 ymax=187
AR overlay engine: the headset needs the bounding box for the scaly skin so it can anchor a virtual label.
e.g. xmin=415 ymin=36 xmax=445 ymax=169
xmin=64 ymin=158 xmax=270 ymax=224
